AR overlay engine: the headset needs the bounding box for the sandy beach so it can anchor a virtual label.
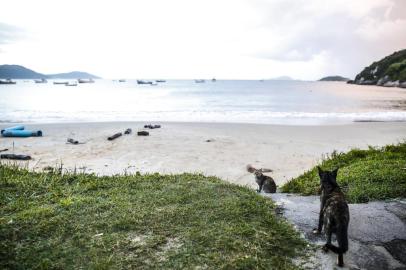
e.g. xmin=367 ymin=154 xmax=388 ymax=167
xmin=1 ymin=121 xmax=406 ymax=189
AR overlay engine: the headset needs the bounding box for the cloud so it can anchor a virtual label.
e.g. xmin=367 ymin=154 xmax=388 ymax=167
xmin=240 ymin=0 xmax=406 ymax=77
xmin=0 ymin=23 xmax=25 ymax=45
xmin=0 ymin=0 xmax=404 ymax=79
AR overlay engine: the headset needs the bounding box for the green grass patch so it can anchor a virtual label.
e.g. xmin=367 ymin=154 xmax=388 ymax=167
xmin=0 ymin=165 xmax=307 ymax=269
xmin=282 ymin=143 xmax=406 ymax=203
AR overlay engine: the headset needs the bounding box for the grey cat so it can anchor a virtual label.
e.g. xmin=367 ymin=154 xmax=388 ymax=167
xmin=246 ymin=165 xmax=276 ymax=193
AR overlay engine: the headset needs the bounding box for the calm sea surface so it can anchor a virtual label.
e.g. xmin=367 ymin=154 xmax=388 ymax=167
xmin=1 ymin=79 xmax=406 ymax=125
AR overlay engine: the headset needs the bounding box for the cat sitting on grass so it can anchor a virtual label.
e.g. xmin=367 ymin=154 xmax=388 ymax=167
xmin=246 ymin=164 xmax=276 ymax=193
xmin=313 ymin=167 xmax=350 ymax=267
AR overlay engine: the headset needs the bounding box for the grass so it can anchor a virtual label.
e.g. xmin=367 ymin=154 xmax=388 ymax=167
xmin=282 ymin=142 xmax=406 ymax=203
xmin=0 ymin=165 xmax=307 ymax=270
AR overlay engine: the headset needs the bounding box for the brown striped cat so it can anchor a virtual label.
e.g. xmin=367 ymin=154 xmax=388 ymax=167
xmin=313 ymin=167 xmax=350 ymax=267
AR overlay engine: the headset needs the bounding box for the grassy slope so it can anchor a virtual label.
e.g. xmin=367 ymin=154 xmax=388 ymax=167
xmin=282 ymin=143 xmax=406 ymax=203
xmin=0 ymin=166 xmax=307 ymax=270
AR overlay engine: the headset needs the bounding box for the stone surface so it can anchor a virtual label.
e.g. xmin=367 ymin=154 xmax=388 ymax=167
xmin=266 ymin=193 xmax=406 ymax=270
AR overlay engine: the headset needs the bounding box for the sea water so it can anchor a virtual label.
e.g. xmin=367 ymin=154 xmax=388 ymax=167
xmin=1 ymin=79 xmax=406 ymax=125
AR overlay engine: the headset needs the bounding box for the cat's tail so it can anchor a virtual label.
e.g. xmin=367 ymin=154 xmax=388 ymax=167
xmin=326 ymin=224 xmax=348 ymax=267
xmin=246 ymin=164 xmax=273 ymax=173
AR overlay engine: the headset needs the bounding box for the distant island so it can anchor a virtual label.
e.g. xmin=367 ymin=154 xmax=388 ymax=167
xmin=348 ymin=49 xmax=406 ymax=88
xmin=0 ymin=65 xmax=100 ymax=79
xmin=319 ymin=76 xmax=350 ymax=82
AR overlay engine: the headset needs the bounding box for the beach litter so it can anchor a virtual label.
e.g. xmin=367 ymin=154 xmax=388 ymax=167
xmin=1 ymin=154 xmax=31 ymax=160
xmin=1 ymin=125 xmax=42 ymax=137
xmin=137 ymin=131 xmax=149 ymax=136
xmin=67 ymin=138 xmax=79 ymax=145
xmin=144 ymin=124 xmax=161 ymax=129
xmin=124 ymin=128 xmax=132 ymax=135
xmin=108 ymin=132 xmax=122 ymax=141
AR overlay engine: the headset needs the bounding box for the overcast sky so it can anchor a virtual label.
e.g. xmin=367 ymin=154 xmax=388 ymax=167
xmin=0 ymin=0 xmax=405 ymax=79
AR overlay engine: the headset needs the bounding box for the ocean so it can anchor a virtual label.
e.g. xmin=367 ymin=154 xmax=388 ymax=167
xmin=1 ymin=79 xmax=406 ymax=125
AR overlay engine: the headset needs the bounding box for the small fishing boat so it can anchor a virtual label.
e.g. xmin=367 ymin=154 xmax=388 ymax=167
xmin=53 ymin=81 xmax=69 ymax=85
xmin=137 ymin=80 xmax=153 ymax=85
xmin=211 ymin=78 xmax=216 ymax=82
xmin=34 ymin=78 xmax=48 ymax=83
xmin=195 ymin=79 xmax=205 ymax=83
xmin=65 ymin=82 xmax=78 ymax=86
xmin=0 ymin=79 xmax=16 ymax=84
xmin=150 ymin=82 xmax=158 ymax=86
xmin=78 ymin=78 xmax=95 ymax=83
xmin=156 ymin=80 xmax=166 ymax=83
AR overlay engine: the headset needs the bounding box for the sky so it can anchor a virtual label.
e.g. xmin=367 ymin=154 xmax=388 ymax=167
xmin=0 ymin=0 xmax=405 ymax=80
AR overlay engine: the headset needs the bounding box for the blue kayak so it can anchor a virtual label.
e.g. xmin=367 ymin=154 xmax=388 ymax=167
xmin=1 ymin=130 xmax=42 ymax=137
xmin=1 ymin=125 xmax=25 ymax=134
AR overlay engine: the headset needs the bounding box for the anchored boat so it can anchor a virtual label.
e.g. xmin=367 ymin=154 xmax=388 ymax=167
xmin=78 ymin=78 xmax=95 ymax=83
xmin=0 ymin=79 xmax=16 ymax=84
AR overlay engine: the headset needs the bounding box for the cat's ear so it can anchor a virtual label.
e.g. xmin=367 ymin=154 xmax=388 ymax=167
xmin=317 ymin=166 xmax=323 ymax=178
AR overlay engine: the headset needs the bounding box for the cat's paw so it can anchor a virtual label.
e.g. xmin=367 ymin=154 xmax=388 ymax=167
xmin=312 ymin=228 xmax=321 ymax=234
xmin=322 ymin=244 xmax=329 ymax=253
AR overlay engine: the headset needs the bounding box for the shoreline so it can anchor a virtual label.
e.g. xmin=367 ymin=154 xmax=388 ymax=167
xmin=1 ymin=121 xmax=406 ymax=189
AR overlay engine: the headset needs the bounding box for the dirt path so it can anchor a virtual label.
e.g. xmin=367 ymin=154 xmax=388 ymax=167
xmin=265 ymin=193 xmax=406 ymax=270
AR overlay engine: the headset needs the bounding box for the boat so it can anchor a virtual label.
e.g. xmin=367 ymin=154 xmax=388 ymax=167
xmin=34 ymin=78 xmax=48 ymax=83
xmin=78 ymin=78 xmax=95 ymax=83
xmin=195 ymin=79 xmax=205 ymax=83
xmin=53 ymin=81 xmax=69 ymax=85
xmin=0 ymin=79 xmax=16 ymax=84
xmin=1 ymin=125 xmax=42 ymax=137
xmin=118 ymin=79 xmax=126 ymax=82
xmin=2 ymin=129 xmax=42 ymax=137
xmin=65 ymin=82 xmax=78 ymax=86
xmin=137 ymin=80 xmax=153 ymax=85
xmin=156 ymin=80 xmax=166 ymax=83
xmin=150 ymin=82 xmax=158 ymax=86
xmin=211 ymin=78 xmax=216 ymax=82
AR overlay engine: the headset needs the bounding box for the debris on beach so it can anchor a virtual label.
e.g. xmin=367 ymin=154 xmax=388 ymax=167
xmin=108 ymin=132 xmax=123 ymax=141
xmin=67 ymin=138 xmax=79 ymax=145
xmin=124 ymin=128 xmax=132 ymax=135
xmin=137 ymin=131 xmax=149 ymax=136
xmin=0 ymin=154 xmax=31 ymax=160
xmin=144 ymin=124 xmax=161 ymax=129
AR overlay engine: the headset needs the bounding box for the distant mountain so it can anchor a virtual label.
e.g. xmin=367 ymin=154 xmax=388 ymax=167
xmin=349 ymin=49 xmax=406 ymax=88
xmin=270 ymin=76 xmax=294 ymax=81
xmin=0 ymin=64 xmax=100 ymax=79
xmin=48 ymin=71 xmax=100 ymax=79
xmin=319 ymin=76 xmax=350 ymax=82
xmin=0 ymin=65 xmax=46 ymax=79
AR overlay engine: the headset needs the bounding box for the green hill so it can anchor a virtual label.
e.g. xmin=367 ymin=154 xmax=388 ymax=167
xmin=319 ymin=75 xmax=350 ymax=82
xmin=349 ymin=49 xmax=406 ymax=87
xmin=0 ymin=64 xmax=100 ymax=79
xmin=0 ymin=65 xmax=46 ymax=79
xmin=47 ymin=71 xmax=100 ymax=79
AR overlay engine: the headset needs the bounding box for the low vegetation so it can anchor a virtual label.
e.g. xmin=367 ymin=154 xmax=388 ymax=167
xmin=282 ymin=142 xmax=406 ymax=203
xmin=353 ymin=49 xmax=406 ymax=83
xmin=0 ymin=165 xmax=307 ymax=269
